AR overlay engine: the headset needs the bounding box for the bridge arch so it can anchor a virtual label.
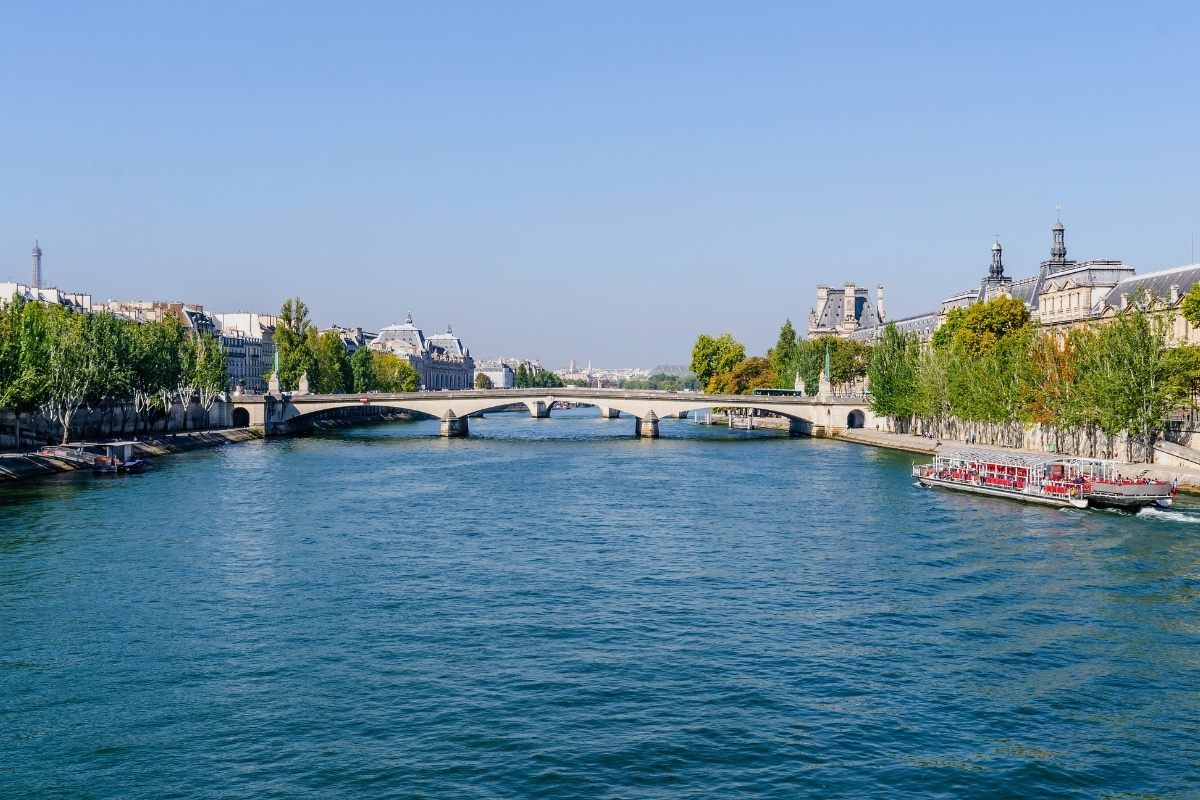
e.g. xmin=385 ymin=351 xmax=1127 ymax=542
xmin=232 ymin=407 xmax=250 ymax=428
xmin=847 ymin=409 xmax=866 ymax=429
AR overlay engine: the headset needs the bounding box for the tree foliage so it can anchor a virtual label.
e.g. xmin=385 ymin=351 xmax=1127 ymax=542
xmin=276 ymin=297 xmax=317 ymax=391
xmin=867 ymin=323 xmax=920 ymax=417
xmin=0 ymin=295 xmax=228 ymax=444
xmin=706 ymin=356 xmax=776 ymax=395
xmin=475 ymin=372 xmax=494 ymax=389
xmin=690 ymin=333 xmax=746 ymax=392
xmin=514 ymin=364 xmax=564 ymax=388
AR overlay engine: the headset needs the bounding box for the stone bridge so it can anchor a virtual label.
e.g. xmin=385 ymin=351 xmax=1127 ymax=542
xmin=230 ymin=388 xmax=877 ymax=438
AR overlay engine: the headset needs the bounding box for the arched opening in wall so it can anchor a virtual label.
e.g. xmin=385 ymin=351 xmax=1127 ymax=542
xmin=847 ymin=409 xmax=865 ymax=429
xmin=232 ymin=408 xmax=251 ymax=428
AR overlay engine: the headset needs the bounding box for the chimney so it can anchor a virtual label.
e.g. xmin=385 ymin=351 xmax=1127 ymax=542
xmin=876 ymin=284 xmax=885 ymax=322
xmin=1170 ymin=285 xmax=1181 ymax=304
xmin=816 ymin=284 xmax=829 ymax=309
xmin=843 ymin=282 xmax=857 ymax=326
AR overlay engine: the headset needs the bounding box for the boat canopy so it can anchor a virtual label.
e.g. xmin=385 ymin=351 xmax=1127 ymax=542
xmin=933 ymin=448 xmax=1125 ymax=478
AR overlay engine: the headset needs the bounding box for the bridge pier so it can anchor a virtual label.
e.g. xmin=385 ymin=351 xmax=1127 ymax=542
xmin=636 ymin=411 xmax=659 ymax=438
xmin=526 ymin=401 xmax=551 ymax=419
xmin=599 ymin=407 xmax=621 ymax=419
xmin=440 ymin=411 xmax=469 ymax=437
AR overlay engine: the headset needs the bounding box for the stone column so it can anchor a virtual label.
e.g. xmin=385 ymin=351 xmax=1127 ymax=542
xmin=527 ymin=401 xmax=551 ymax=419
xmin=440 ymin=410 xmax=469 ymax=437
xmin=599 ymin=407 xmax=621 ymax=419
xmin=637 ymin=411 xmax=660 ymax=438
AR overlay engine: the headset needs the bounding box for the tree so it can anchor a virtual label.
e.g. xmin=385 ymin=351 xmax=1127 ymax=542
xmin=475 ymin=372 xmax=494 ymax=389
xmin=131 ymin=316 xmax=184 ymax=433
xmin=276 ymin=297 xmax=317 ymax=391
xmin=867 ymin=323 xmax=920 ymax=417
xmin=770 ymin=319 xmax=798 ymax=388
xmin=311 ymin=330 xmax=352 ymax=394
xmin=933 ymin=296 xmax=1031 ymax=355
xmin=374 ymin=353 xmax=421 ymax=392
xmin=706 ymin=356 xmax=776 ymax=395
xmin=40 ymin=307 xmax=96 ymax=444
xmin=351 ymin=346 xmax=376 ymax=393
xmin=515 ymin=363 xmax=530 ymax=388
xmin=1182 ymin=283 xmax=1200 ymax=329
xmin=690 ymin=333 xmax=746 ymax=392
xmin=0 ymin=297 xmax=49 ymax=448
xmin=189 ymin=332 xmax=228 ymax=414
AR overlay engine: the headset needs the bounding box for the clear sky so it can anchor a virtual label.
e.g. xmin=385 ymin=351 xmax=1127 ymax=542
xmin=2 ymin=2 xmax=1198 ymax=368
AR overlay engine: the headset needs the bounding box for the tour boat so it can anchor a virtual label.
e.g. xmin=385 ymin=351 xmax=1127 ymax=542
xmin=913 ymin=448 xmax=1174 ymax=512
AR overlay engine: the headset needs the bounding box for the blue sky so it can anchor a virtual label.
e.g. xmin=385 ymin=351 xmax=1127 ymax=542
xmin=1 ymin=1 xmax=1197 ymax=367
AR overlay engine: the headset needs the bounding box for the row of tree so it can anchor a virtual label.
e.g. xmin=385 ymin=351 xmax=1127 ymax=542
xmin=689 ymin=324 xmax=872 ymax=395
xmin=0 ymin=297 xmax=226 ymax=445
xmin=275 ymin=297 xmax=422 ymax=394
xmin=867 ymin=293 xmax=1200 ymax=448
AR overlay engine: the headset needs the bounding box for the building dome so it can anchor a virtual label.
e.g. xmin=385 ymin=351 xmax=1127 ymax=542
xmin=1053 ymin=220 xmax=1065 ymax=232
xmin=992 ymin=240 xmax=1002 ymax=251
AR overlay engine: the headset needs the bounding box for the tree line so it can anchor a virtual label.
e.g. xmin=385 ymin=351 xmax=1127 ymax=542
xmin=275 ymin=297 xmax=421 ymax=394
xmin=866 ymin=293 xmax=1200 ymax=452
xmin=689 ymin=323 xmax=871 ymax=395
xmin=0 ymin=296 xmax=226 ymax=446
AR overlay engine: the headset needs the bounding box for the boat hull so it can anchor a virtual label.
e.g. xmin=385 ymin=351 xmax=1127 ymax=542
xmin=917 ymin=476 xmax=1088 ymax=508
xmin=1086 ymin=489 xmax=1173 ymax=511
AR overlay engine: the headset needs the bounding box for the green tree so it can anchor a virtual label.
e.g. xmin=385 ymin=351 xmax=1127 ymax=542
xmin=189 ymin=332 xmax=228 ymax=414
xmin=0 ymin=297 xmax=50 ymax=448
xmin=867 ymin=323 xmax=920 ymax=417
xmin=131 ymin=316 xmax=185 ymax=433
xmin=690 ymin=333 xmax=746 ymax=392
xmin=933 ymin=296 xmax=1031 ymax=355
xmin=40 ymin=307 xmax=97 ymax=444
xmin=706 ymin=356 xmax=776 ymax=395
xmin=514 ymin=363 xmax=530 ymax=388
xmin=475 ymin=371 xmax=494 ymax=389
xmin=311 ymin=330 xmax=352 ymax=394
xmin=1182 ymin=283 xmax=1200 ymax=328
xmin=276 ymin=297 xmax=317 ymax=391
xmin=374 ymin=353 xmax=421 ymax=392
xmin=351 ymin=346 xmax=377 ymax=393
xmin=770 ymin=319 xmax=798 ymax=388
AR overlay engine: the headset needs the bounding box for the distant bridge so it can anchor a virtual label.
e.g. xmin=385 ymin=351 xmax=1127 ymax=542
xmin=230 ymin=388 xmax=876 ymax=438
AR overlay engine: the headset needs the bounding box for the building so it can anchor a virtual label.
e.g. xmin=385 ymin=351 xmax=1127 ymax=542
xmin=808 ymin=283 xmax=886 ymax=339
xmin=371 ymin=313 xmax=475 ymax=390
xmin=836 ymin=219 xmax=1136 ymax=345
xmin=213 ymin=312 xmax=279 ymax=394
xmin=98 ymin=300 xmax=217 ymax=334
xmin=324 ymin=325 xmax=376 ymax=355
xmin=0 ymin=281 xmax=92 ymax=313
xmin=474 ymin=359 xmax=516 ymax=389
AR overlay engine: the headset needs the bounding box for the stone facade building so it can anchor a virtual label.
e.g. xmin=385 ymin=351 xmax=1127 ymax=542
xmin=213 ymin=312 xmax=278 ymax=394
xmin=371 ymin=314 xmax=475 ymax=390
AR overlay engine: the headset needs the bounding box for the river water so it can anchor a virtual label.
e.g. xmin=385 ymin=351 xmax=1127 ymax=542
xmin=2 ymin=408 xmax=1199 ymax=798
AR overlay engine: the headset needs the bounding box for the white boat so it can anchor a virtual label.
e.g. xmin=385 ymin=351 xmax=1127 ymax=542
xmin=913 ymin=448 xmax=1174 ymax=512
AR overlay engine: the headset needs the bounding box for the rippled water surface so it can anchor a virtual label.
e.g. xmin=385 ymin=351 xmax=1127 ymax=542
xmin=3 ymin=409 xmax=1199 ymax=798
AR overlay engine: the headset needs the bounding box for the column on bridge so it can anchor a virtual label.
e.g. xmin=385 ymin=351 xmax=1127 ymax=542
xmin=599 ymin=407 xmax=621 ymax=419
xmin=526 ymin=401 xmax=551 ymax=419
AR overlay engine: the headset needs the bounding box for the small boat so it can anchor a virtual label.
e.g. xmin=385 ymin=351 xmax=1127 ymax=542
xmin=92 ymin=456 xmax=120 ymax=474
xmin=121 ymin=458 xmax=152 ymax=474
xmin=913 ymin=448 xmax=1174 ymax=512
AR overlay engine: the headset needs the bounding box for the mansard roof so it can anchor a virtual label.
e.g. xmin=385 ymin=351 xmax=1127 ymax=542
xmin=814 ymin=288 xmax=881 ymax=330
xmin=1098 ymin=263 xmax=1200 ymax=311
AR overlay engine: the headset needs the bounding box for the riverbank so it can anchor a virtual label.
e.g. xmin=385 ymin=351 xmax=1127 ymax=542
xmin=836 ymin=427 xmax=1200 ymax=493
xmin=0 ymin=428 xmax=263 ymax=482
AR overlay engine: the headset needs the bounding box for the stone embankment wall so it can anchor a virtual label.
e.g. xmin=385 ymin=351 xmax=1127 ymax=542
xmin=0 ymin=400 xmax=239 ymax=450
xmin=884 ymin=415 xmax=1199 ymax=464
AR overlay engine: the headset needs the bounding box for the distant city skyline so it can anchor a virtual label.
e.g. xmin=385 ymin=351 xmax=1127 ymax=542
xmin=2 ymin=2 xmax=1197 ymax=365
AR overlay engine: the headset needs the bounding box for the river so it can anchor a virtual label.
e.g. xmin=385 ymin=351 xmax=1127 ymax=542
xmin=2 ymin=408 xmax=1198 ymax=798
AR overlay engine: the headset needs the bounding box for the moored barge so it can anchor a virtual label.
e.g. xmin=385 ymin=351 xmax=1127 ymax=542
xmin=913 ymin=448 xmax=1174 ymax=511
